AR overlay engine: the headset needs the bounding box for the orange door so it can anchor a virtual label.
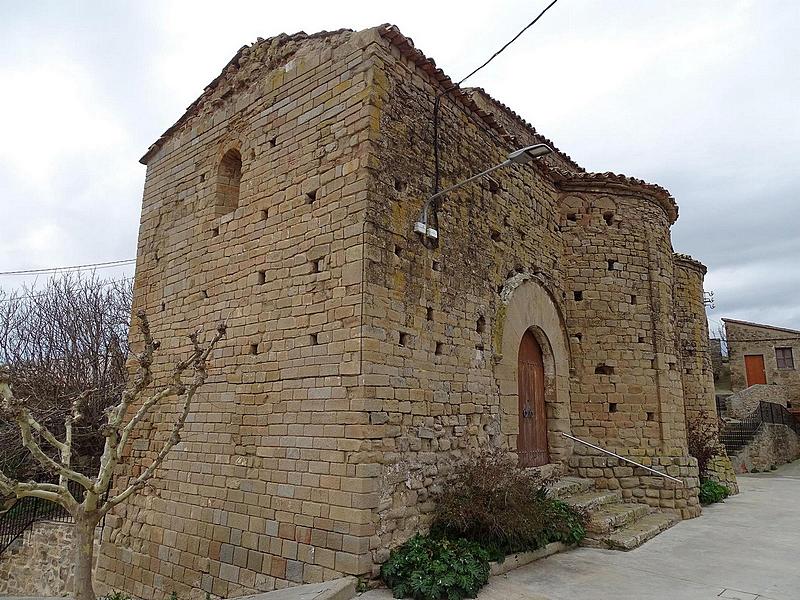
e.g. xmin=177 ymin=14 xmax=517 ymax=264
xmin=518 ymin=331 xmax=549 ymax=467
xmin=744 ymin=354 xmax=767 ymax=386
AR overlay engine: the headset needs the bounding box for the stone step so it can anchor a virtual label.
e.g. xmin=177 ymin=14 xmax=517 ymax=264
xmin=585 ymin=502 xmax=651 ymax=534
xmin=562 ymin=489 xmax=621 ymax=511
xmin=546 ymin=476 xmax=592 ymax=499
xmin=584 ymin=511 xmax=679 ymax=551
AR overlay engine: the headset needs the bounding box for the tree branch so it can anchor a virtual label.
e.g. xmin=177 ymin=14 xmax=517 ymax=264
xmin=101 ymin=323 xmax=225 ymax=514
xmin=1 ymin=366 xmax=95 ymax=491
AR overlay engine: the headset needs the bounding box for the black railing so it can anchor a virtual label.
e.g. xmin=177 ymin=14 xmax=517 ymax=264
xmin=720 ymin=401 xmax=800 ymax=456
xmin=0 ymin=478 xmax=97 ymax=555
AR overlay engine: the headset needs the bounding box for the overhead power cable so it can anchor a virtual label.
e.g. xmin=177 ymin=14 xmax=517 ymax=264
xmin=432 ymin=0 xmax=561 ymax=196
xmin=454 ymin=0 xmax=559 ymax=89
xmin=0 ymin=277 xmax=134 ymax=304
xmin=0 ymin=259 xmax=136 ymax=277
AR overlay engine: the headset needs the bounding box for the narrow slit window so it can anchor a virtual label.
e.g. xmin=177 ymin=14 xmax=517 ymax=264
xmin=215 ymin=149 xmax=242 ymax=215
xmin=476 ymin=316 xmax=486 ymax=333
xmin=435 ymin=342 xmax=444 ymax=355
xmin=595 ymin=364 xmax=614 ymax=375
xmin=574 ymin=290 xmax=583 ymax=301
xmin=609 ymin=402 xmax=618 ymax=413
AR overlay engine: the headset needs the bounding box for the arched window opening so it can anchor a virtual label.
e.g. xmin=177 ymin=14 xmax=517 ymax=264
xmin=215 ymin=149 xmax=242 ymax=215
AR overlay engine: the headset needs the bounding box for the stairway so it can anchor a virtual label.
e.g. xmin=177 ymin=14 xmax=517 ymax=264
xmin=549 ymin=476 xmax=679 ymax=551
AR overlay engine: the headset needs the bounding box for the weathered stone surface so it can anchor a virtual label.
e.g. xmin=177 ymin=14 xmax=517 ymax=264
xmin=0 ymin=521 xmax=100 ymax=597
xmin=730 ymin=423 xmax=800 ymax=473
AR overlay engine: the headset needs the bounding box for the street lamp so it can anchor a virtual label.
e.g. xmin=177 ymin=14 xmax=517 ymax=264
xmin=413 ymin=144 xmax=553 ymax=240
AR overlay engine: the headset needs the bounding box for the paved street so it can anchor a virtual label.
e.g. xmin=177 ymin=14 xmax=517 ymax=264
xmin=363 ymin=460 xmax=800 ymax=600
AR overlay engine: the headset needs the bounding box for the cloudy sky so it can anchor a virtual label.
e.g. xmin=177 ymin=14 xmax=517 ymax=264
xmin=1 ymin=0 xmax=798 ymax=331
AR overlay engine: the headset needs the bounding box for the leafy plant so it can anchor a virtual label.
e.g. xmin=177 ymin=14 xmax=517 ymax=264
xmin=431 ymin=450 xmax=587 ymax=558
xmin=101 ymin=592 xmax=132 ymax=600
xmin=380 ymin=535 xmax=490 ymax=600
xmin=699 ymin=480 xmax=730 ymax=505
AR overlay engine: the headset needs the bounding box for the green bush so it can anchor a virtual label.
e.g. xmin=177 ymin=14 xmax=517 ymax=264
xmin=431 ymin=450 xmax=587 ymax=559
xmin=101 ymin=592 xmax=132 ymax=600
xmin=380 ymin=535 xmax=490 ymax=600
xmin=699 ymin=479 xmax=730 ymax=505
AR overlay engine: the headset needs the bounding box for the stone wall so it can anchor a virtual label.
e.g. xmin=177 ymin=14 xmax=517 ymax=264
xmin=97 ymin=29 xmax=382 ymax=599
xmin=568 ymin=454 xmax=699 ymax=518
xmin=709 ymin=338 xmax=723 ymax=382
xmin=705 ymin=455 xmax=740 ymax=493
xmin=729 ymin=423 xmax=800 ymax=473
xmin=726 ymin=319 xmax=800 ymax=405
xmin=726 ymin=384 xmax=789 ymax=419
xmin=359 ymin=26 xmax=701 ymax=561
xmin=0 ymin=521 xmax=99 ymax=597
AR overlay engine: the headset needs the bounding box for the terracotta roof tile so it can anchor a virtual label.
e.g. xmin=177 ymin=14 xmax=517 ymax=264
xmin=548 ymin=167 xmax=679 ymax=223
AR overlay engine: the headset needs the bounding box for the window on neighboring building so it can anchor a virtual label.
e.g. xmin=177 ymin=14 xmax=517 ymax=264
xmin=776 ymin=347 xmax=795 ymax=370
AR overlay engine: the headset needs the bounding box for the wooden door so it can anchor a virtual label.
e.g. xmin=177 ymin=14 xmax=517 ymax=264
xmin=518 ymin=331 xmax=549 ymax=467
xmin=744 ymin=354 xmax=767 ymax=386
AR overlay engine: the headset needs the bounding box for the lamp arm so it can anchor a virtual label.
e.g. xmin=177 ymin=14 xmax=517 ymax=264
xmin=420 ymin=158 xmax=512 ymax=227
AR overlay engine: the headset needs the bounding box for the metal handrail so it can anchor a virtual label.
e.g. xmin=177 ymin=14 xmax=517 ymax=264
xmin=561 ymin=432 xmax=684 ymax=485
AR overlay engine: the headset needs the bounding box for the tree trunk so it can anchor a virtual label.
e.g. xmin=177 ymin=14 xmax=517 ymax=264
xmin=73 ymin=513 xmax=99 ymax=600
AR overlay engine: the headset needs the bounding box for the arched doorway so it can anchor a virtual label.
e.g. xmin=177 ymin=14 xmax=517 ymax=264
xmin=518 ymin=330 xmax=549 ymax=467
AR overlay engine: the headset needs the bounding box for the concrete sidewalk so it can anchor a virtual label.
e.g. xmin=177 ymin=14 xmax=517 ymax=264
xmin=362 ymin=460 xmax=800 ymax=600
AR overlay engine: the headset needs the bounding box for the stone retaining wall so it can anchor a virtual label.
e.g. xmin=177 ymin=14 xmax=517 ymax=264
xmin=705 ymin=455 xmax=740 ymax=494
xmin=568 ymin=454 xmax=701 ymax=519
xmin=0 ymin=521 xmax=80 ymax=596
xmin=730 ymin=423 xmax=800 ymax=473
xmin=727 ymin=384 xmax=788 ymax=419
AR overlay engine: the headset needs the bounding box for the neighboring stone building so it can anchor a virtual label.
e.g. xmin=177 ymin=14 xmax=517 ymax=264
xmin=725 ymin=318 xmax=800 ymax=407
xmin=96 ymin=24 xmax=728 ymax=598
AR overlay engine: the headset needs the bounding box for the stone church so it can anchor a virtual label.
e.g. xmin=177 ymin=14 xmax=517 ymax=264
xmin=97 ymin=24 xmax=725 ymax=598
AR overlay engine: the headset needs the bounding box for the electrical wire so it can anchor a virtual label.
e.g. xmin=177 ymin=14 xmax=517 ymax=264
xmin=431 ymin=0 xmax=561 ymax=197
xmin=455 ymin=0 xmax=559 ymax=89
xmin=0 ymin=277 xmax=134 ymax=304
xmin=0 ymin=259 xmax=136 ymax=277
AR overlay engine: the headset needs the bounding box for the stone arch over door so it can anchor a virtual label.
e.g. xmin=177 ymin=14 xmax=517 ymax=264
xmin=494 ymin=276 xmax=573 ymax=466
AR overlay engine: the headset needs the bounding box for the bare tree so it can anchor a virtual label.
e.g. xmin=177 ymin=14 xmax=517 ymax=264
xmin=0 ymin=274 xmax=133 ymax=481
xmin=0 ymin=311 xmax=226 ymax=600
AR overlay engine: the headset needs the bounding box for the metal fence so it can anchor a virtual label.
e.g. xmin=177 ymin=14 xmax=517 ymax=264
xmin=719 ymin=401 xmax=800 ymax=457
xmin=0 ymin=479 xmax=96 ymax=555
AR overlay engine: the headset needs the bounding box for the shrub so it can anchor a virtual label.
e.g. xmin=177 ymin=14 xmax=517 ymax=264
xmin=380 ymin=534 xmax=490 ymax=600
xmin=431 ymin=450 xmax=587 ymax=558
xmin=699 ymin=479 xmax=730 ymax=505
xmin=686 ymin=411 xmax=724 ymax=476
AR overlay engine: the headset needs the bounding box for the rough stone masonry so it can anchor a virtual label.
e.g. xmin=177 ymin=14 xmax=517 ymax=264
xmin=95 ymin=24 xmax=733 ymax=599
